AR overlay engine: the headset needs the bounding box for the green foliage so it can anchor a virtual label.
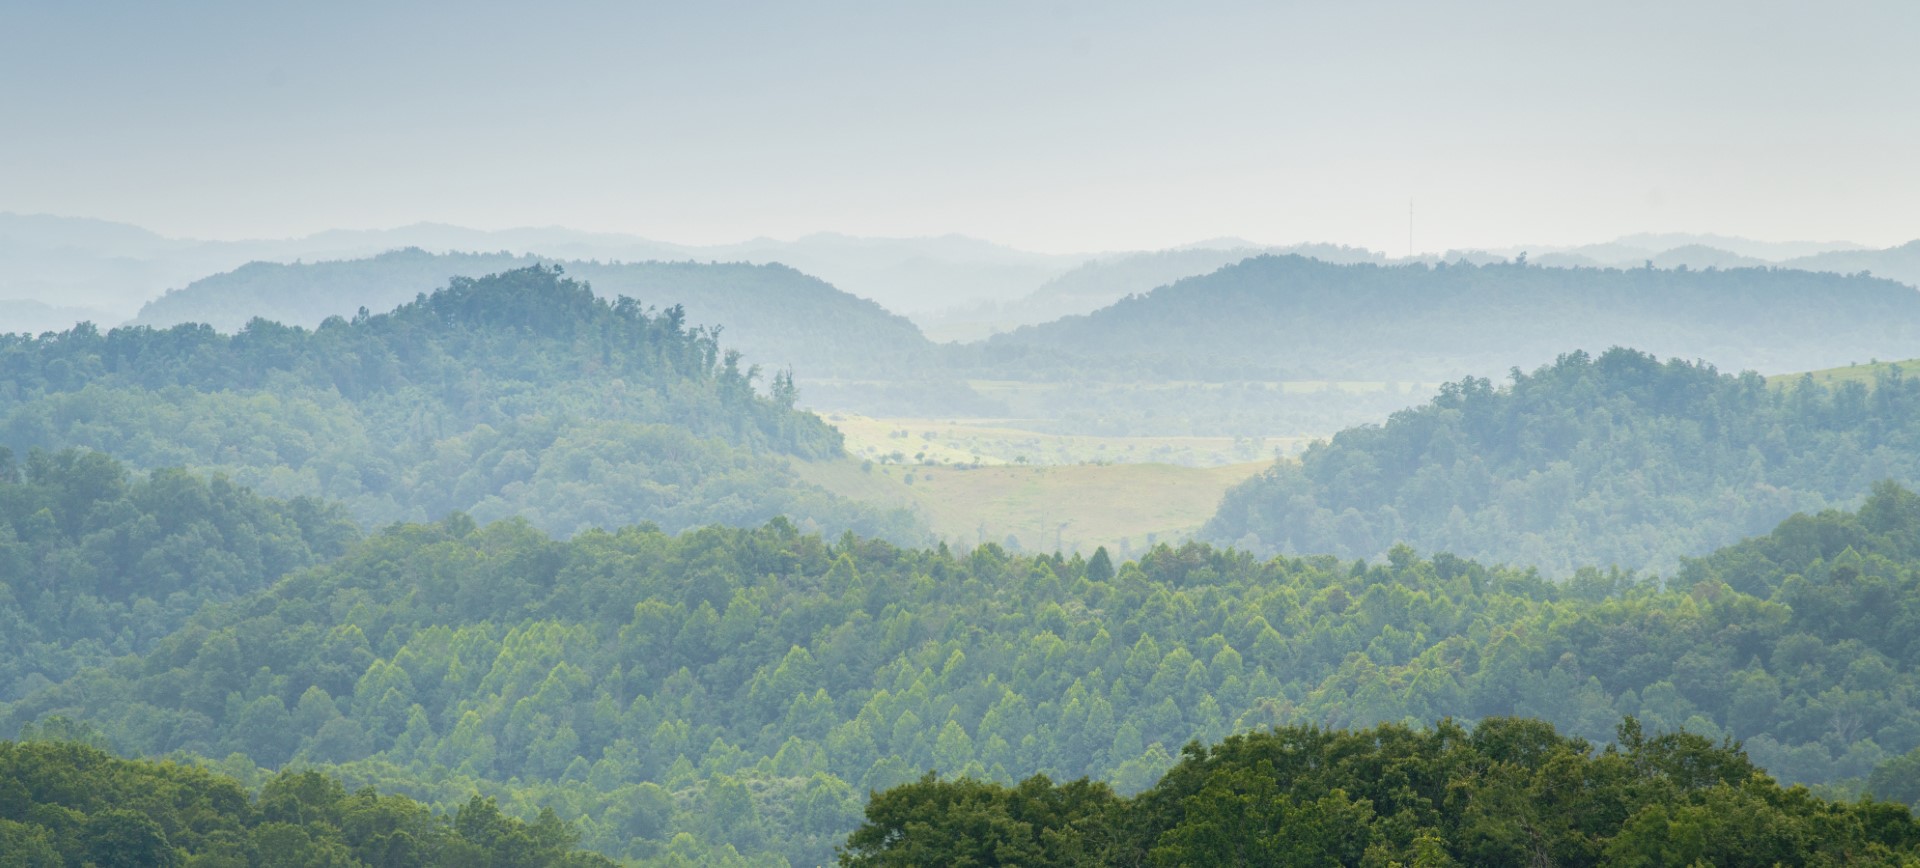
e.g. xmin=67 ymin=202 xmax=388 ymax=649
xmin=0 ymin=265 xmax=920 ymax=541
xmin=841 ymin=717 xmax=1920 ymax=867
xmin=0 ymin=739 xmax=613 ymax=867
xmin=131 ymin=250 xmax=938 ymax=383
xmin=15 ymin=484 xmax=1920 ymax=862
xmin=0 ymin=447 xmax=357 ymax=700
xmin=1208 ymin=347 xmax=1920 ymax=573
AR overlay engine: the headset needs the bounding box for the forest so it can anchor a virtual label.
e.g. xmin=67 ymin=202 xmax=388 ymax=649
xmin=975 ymin=255 xmax=1920 ymax=382
xmin=17 ymin=2 xmax=1920 ymax=863
xmin=842 ymin=718 xmax=1920 ymax=866
xmin=132 ymin=250 xmax=939 ymax=388
xmin=0 ymin=448 xmax=358 ymax=701
xmin=7 ymin=443 xmax=1920 ymax=862
xmin=0 ymin=265 xmax=919 ymax=544
xmin=5 ymin=265 xmax=1920 ymax=865
xmin=1206 ymin=347 xmax=1920 ymax=574
xmin=0 ymin=738 xmax=613 ymax=866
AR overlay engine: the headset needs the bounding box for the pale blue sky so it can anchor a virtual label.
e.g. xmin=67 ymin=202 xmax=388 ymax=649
xmin=4 ymin=0 xmax=1916 ymax=252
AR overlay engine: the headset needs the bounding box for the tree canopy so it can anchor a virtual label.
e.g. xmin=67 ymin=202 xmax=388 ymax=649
xmin=977 ymin=254 xmax=1920 ymax=382
xmin=1207 ymin=347 xmax=1920 ymax=573
xmin=0 ymin=738 xmax=615 ymax=867
xmin=841 ymin=716 xmax=1920 ymax=867
xmin=0 ymin=266 xmax=919 ymax=542
xmin=12 ymin=464 xmax=1920 ymax=862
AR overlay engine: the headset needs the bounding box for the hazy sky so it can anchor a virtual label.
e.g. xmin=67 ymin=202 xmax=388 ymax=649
xmin=4 ymin=0 xmax=1916 ymax=253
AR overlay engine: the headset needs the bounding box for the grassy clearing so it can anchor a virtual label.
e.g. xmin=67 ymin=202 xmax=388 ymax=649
xmin=825 ymin=413 xmax=1305 ymax=467
xmin=795 ymin=456 xmax=1268 ymax=556
xmin=1771 ymin=358 xmax=1917 ymax=388
xmin=965 ymin=378 xmax=1435 ymax=397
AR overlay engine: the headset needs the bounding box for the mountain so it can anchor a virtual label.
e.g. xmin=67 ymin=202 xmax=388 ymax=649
xmin=130 ymin=248 xmax=938 ymax=381
xmin=0 ymin=213 xmax=1093 ymax=325
xmin=1646 ymin=244 xmax=1768 ymax=270
xmin=0 ymin=265 xmax=919 ymax=541
xmin=974 ymin=255 xmax=1920 ymax=382
xmin=1565 ymin=232 xmax=1865 ymax=263
xmin=16 ymin=480 xmax=1920 ymax=862
xmin=924 ymin=243 xmax=1385 ymax=339
xmin=711 ymin=232 xmax=1089 ymax=317
xmin=1205 ymin=347 xmax=1920 ymax=573
xmin=0 ymin=299 xmax=119 ymax=335
xmin=1784 ymin=239 xmax=1920 ymax=289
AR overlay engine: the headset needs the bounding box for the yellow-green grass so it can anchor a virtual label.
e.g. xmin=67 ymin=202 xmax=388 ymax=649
xmin=964 ymin=378 xmax=1436 ymax=397
xmin=1770 ymin=358 xmax=1918 ymax=388
xmin=794 ymin=456 xmax=1268 ymax=556
xmin=824 ymin=413 xmax=1306 ymax=468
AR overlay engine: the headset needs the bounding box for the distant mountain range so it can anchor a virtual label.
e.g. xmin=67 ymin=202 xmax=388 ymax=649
xmin=132 ymin=249 xmax=937 ymax=383
xmin=0 ymin=212 xmax=1094 ymax=325
xmin=973 ymin=254 xmax=1920 ymax=381
xmin=920 ymin=243 xmax=1385 ymax=340
xmin=8 ymin=211 xmax=1917 ymax=340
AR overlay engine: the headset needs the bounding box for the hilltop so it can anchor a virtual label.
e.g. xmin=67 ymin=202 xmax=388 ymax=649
xmin=0 ymin=265 xmax=918 ymax=541
xmin=1206 ymin=347 xmax=1920 ymax=573
xmin=975 ymin=255 xmax=1920 ymax=382
xmin=131 ymin=248 xmax=938 ymax=380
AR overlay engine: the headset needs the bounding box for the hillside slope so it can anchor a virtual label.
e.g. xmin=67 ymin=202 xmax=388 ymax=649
xmin=2 ymin=265 xmax=918 ymax=540
xmin=0 ymin=450 xmax=358 ymax=700
xmin=976 ymin=255 xmax=1920 ymax=381
xmin=925 ymin=243 xmax=1385 ymax=338
xmin=16 ymin=486 xmax=1920 ymax=861
xmin=131 ymin=249 xmax=938 ymax=380
xmin=1206 ymin=348 xmax=1920 ymax=573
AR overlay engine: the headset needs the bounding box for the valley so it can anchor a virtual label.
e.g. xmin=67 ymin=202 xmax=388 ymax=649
xmin=793 ymin=452 xmax=1267 ymax=556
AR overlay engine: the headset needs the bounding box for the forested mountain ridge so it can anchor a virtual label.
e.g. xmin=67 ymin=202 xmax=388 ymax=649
xmin=923 ymin=243 xmax=1385 ymax=339
xmin=974 ymin=255 xmax=1920 ymax=381
xmin=0 ymin=448 xmax=358 ymax=701
xmin=0 ymin=265 xmax=920 ymax=541
xmin=843 ymin=718 xmax=1920 ymax=867
xmin=1784 ymin=239 xmax=1920 ymax=290
xmin=130 ymin=248 xmax=939 ymax=381
xmin=1206 ymin=347 xmax=1920 ymax=574
xmin=0 ymin=738 xmax=615 ymax=866
xmin=13 ymin=478 xmax=1920 ymax=862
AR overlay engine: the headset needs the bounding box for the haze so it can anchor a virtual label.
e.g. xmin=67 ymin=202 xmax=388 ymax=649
xmin=5 ymin=0 xmax=1916 ymax=253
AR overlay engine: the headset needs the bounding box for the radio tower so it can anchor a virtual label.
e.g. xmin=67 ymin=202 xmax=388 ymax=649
xmin=1408 ymin=199 xmax=1414 ymax=260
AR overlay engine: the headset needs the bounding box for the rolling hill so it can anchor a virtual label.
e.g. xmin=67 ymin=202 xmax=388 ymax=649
xmin=1 ymin=265 xmax=920 ymax=542
xmin=130 ymin=248 xmax=939 ymax=381
xmin=1205 ymin=347 xmax=1920 ymax=574
xmin=975 ymin=255 xmax=1920 ymax=382
xmin=14 ymin=475 xmax=1920 ymax=862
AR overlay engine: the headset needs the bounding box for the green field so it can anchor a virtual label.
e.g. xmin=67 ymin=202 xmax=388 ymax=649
xmin=825 ymin=412 xmax=1304 ymax=467
xmin=794 ymin=455 xmax=1267 ymax=556
xmin=1772 ymin=357 xmax=1918 ymax=387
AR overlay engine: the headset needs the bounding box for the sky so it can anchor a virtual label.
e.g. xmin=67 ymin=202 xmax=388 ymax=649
xmin=3 ymin=0 xmax=1917 ymax=254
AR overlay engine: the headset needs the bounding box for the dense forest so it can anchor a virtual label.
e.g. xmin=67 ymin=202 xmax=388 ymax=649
xmin=132 ymin=250 xmax=940 ymax=384
xmin=0 ymin=449 xmax=358 ymax=701
xmin=1207 ymin=347 xmax=1920 ymax=573
xmin=844 ymin=718 xmax=1920 ymax=866
xmin=0 ymin=737 xmax=614 ymax=866
xmin=928 ymin=243 xmax=1384 ymax=337
xmin=9 ymin=461 xmax=1920 ymax=862
xmin=0 ymin=265 xmax=919 ymax=542
xmin=976 ymin=255 xmax=1920 ymax=382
